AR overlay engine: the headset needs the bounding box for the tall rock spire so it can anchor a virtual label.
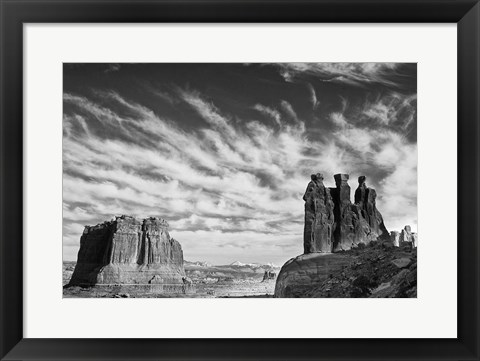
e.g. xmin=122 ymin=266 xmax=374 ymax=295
xmin=303 ymin=173 xmax=335 ymax=253
xmin=330 ymin=174 xmax=357 ymax=251
xmin=353 ymin=176 xmax=389 ymax=241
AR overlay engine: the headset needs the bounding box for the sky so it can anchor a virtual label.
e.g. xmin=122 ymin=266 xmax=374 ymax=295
xmin=63 ymin=63 xmax=417 ymax=265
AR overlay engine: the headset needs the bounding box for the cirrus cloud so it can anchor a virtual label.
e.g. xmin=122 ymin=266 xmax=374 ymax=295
xmin=63 ymin=63 xmax=417 ymax=264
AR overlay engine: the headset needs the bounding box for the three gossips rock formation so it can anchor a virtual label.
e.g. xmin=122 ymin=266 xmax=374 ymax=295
xmin=303 ymin=173 xmax=389 ymax=254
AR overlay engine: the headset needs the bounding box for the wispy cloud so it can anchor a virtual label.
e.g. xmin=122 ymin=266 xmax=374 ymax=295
xmin=63 ymin=63 xmax=417 ymax=264
xmin=361 ymin=93 xmax=417 ymax=132
xmin=253 ymin=104 xmax=281 ymax=127
xmin=276 ymin=62 xmax=402 ymax=88
xmin=306 ymin=82 xmax=319 ymax=109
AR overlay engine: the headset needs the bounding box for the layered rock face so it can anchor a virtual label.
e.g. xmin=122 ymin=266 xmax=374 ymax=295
xmin=68 ymin=216 xmax=192 ymax=293
xmin=274 ymin=253 xmax=352 ymax=297
xmin=303 ymin=173 xmax=335 ymax=253
xmin=274 ymin=173 xmax=417 ymax=298
xmin=304 ymin=173 xmax=389 ymax=254
xmin=353 ymin=176 xmax=390 ymax=244
xmin=274 ymin=242 xmax=417 ymax=298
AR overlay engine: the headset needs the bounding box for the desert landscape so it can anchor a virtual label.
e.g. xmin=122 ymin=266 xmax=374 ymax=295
xmin=62 ymin=63 xmax=418 ymax=298
xmin=63 ymin=173 xmax=417 ymax=298
xmin=63 ymin=260 xmax=279 ymax=298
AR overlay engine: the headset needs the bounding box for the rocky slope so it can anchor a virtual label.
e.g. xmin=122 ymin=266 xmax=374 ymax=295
xmin=275 ymin=172 xmax=416 ymax=298
xmin=67 ymin=215 xmax=193 ymax=294
xmin=275 ymin=240 xmax=416 ymax=297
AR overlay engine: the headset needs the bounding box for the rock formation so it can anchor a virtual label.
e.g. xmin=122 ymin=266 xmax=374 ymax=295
xmin=303 ymin=173 xmax=335 ymax=253
xmin=274 ymin=253 xmax=352 ymax=297
xmin=304 ymin=173 xmax=389 ymax=254
xmin=274 ymin=172 xmax=417 ymax=298
xmin=399 ymin=225 xmax=418 ymax=248
xmin=330 ymin=174 xmax=357 ymax=251
xmin=68 ymin=215 xmax=193 ymax=293
xmin=353 ymin=176 xmax=389 ymax=243
xmin=390 ymin=231 xmax=401 ymax=247
xmin=262 ymin=270 xmax=277 ymax=281
xmin=411 ymin=233 xmax=418 ymax=248
xmin=274 ymin=238 xmax=417 ymax=298
xmin=390 ymin=226 xmax=418 ymax=248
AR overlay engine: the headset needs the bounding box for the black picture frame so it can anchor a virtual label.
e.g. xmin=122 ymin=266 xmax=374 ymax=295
xmin=1 ymin=1 xmax=479 ymax=360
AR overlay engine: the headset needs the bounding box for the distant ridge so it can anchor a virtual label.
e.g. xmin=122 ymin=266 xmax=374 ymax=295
xmin=229 ymin=261 xmax=279 ymax=268
xmin=230 ymin=261 xmax=246 ymax=266
xmin=185 ymin=260 xmax=280 ymax=268
xmin=184 ymin=260 xmax=213 ymax=267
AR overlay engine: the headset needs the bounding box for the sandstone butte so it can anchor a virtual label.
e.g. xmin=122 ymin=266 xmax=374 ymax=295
xmin=67 ymin=215 xmax=193 ymax=294
xmin=274 ymin=173 xmax=417 ymax=298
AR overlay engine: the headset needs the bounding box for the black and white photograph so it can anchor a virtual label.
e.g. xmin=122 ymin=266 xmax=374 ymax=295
xmin=62 ymin=63 xmax=417 ymax=298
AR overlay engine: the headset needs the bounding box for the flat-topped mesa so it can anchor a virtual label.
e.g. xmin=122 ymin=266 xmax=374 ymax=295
xmin=68 ymin=215 xmax=193 ymax=293
xmin=303 ymin=173 xmax=389 ymax=254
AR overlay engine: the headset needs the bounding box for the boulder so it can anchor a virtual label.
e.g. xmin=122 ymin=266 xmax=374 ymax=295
xmin=369 ymin=262 xmax=417 ymax=298
xmin=391 ymin=257 xmax=412 ymax=269
xmin=274 ymin=253 xmax=352 ymax=297
xmin=68 ymin=215 xmax=193 ymax=294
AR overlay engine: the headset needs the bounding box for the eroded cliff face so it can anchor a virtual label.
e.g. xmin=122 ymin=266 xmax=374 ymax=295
xmin=275 ymin=172 xmax=417 ymax=298
xmin=274 ymin=241 xmax=417 ymax=298
xmin=68 ymin=216 xmax=192 ymax=293
xmin=303 ymin=173 xmax=335 ymax=253
xmin=304 ymin=173 xmax=389 ymax=254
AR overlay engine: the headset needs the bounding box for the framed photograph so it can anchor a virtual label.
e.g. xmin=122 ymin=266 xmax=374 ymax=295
xmin=1 ymin=0 xmax=479 ymax=360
